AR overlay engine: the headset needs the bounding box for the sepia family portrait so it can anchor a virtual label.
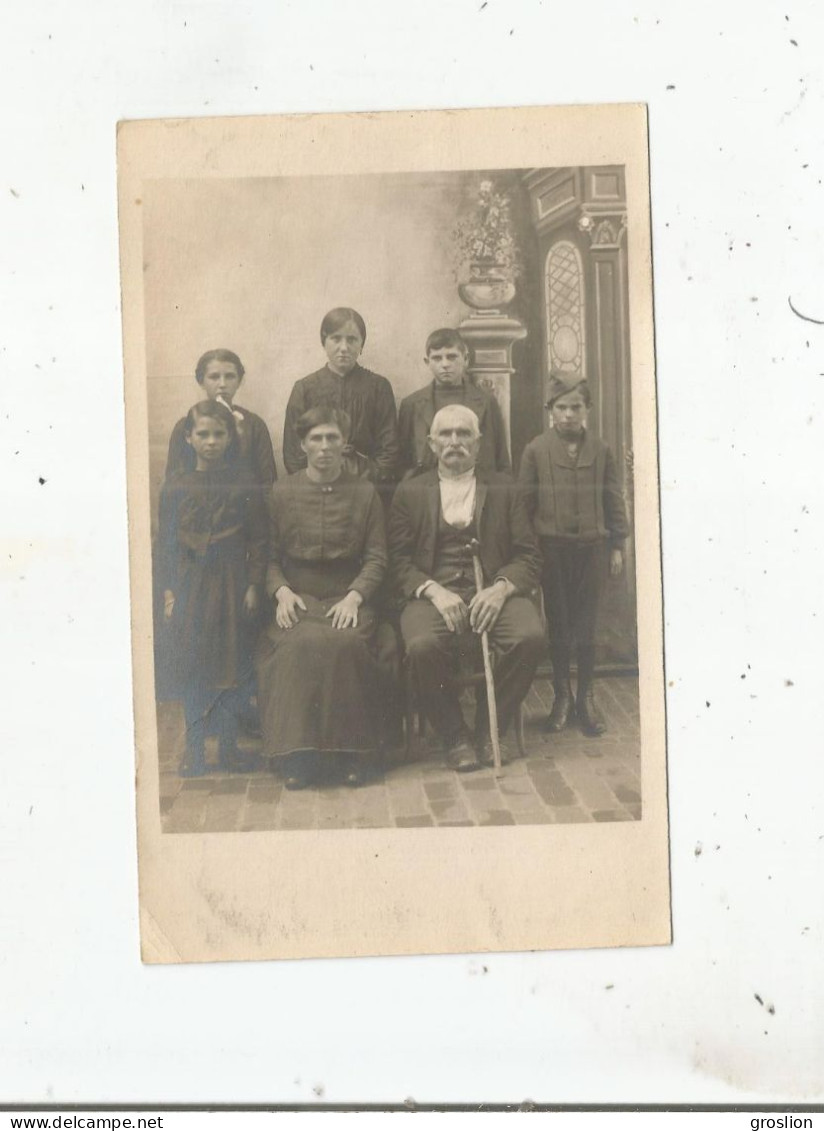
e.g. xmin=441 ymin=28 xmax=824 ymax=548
xmin=120 ymin=105 xmax=669 ymax=962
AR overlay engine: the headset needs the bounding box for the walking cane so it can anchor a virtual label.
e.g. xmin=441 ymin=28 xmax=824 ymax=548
xmin=467 ymin=538 xmax=503 ymax=774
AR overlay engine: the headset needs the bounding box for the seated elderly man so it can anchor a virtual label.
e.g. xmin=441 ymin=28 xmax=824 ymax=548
xmin=389 ymin=404 xmax=544 ymax=771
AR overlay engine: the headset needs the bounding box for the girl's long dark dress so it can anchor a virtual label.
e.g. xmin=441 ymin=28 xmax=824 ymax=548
xmin=255 ymin=469 xmax=387 ymax=758
xmin=157 ymin=461 xmax=268 ymax=766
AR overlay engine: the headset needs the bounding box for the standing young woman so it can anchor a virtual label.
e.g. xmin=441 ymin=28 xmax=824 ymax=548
xmin=165 ymin=348 xmax=277 ymax=490
xmin=281 ymin=308 xmax=398 ymax=497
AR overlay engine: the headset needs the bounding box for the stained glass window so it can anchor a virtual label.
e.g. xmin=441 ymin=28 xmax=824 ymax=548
xmin=545 ymin=240 xmax=585 ymax=378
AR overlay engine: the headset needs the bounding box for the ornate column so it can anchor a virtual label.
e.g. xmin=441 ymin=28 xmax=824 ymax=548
xmin=458 ymin=310 xmax=527 ymax=458
xmin=576 ymin=208 xmax=627 ymax=249
xmin=575 ymin=204 xmax=629 ymax=469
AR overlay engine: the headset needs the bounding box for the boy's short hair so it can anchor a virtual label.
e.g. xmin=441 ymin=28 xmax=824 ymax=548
xmin=195 ymin=348 xmax=245 ymax=384
xmin=295 ymin=405 xmax=352 ymax=442
xmin=425 ymin=327 xmax=469 ymax=356
xmin=545 ymin=372 xmax=592 ymax=409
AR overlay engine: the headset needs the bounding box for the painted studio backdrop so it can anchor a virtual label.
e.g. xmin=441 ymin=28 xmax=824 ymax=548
xmin=145 ymin=166 xmax=636 ymax=669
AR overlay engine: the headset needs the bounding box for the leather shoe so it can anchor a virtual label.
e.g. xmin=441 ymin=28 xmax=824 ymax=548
xmin=344 ymin=756 xmax=369 ymax=787
xmin=446 ymin=740 xmax=480 ymax=773
xmin=577 ymin=691 xmax=606 ymax=737
xmin=545 ymin=685 xmax=574 ymax=733
xmin=477 ymin=741 xmax=510 ymax=768
xmin=283 ymin=749 xmax=317 ymax=789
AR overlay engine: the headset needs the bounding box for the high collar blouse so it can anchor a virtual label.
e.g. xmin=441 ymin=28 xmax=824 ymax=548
xmin=265 ymin=469 xmax=387 ymax=601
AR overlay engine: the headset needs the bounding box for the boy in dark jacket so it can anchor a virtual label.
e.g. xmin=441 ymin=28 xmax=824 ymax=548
xmin=519 ymin=373 xmax=629 ymax=735
xmin=397 ymin=328 xmax=510 ymax=479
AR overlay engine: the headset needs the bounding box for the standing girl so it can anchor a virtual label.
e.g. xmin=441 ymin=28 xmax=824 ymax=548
xmin=165 ymin=348 xmax=277 ymax=490
xmin=157 ymin=400 xmax=268 ymax=776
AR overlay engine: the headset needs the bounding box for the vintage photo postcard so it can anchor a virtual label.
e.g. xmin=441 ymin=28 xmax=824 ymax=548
xmin=118 ymin=103 xmax=670 ymax=962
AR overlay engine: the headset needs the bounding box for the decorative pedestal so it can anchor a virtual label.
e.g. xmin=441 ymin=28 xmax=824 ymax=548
xmin=458 ymin=312 xmax=527 ymax=458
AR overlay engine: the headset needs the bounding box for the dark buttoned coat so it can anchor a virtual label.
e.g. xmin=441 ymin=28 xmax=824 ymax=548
xmin=388 ymin=468 xmax=539 ymax=604
xmin=518 ymin=428 xmax=629 ymax=547
xmin=397 ymin=380 xmax=511 ymax=479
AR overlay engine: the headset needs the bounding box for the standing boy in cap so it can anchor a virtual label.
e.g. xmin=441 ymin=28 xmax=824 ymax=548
xmin=518 ymin=373 xmax=629 ymax=735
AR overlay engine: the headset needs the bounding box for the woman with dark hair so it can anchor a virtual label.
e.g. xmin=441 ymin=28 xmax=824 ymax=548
xmin=255 ymin=405 xmax=387 ymax=789
xmin=157 ymin=399 xmax=268 ymax=775
xmin=164 ymin=348 xmax=277 ymax=490
xmin=281 ymin=308 xmax=399 ymax=495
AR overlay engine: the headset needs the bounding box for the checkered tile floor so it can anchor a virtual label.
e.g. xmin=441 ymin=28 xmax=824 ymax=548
xmin=157 ymin=675 xmax=641 ymax=832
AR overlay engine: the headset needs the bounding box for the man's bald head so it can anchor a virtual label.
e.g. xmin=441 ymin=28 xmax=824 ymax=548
xmin=428 ymin=404 xmax=482 ymax=476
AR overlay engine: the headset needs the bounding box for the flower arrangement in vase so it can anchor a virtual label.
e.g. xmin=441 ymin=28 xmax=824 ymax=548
xmin=454 ymin=179 xmax=524 ymax=314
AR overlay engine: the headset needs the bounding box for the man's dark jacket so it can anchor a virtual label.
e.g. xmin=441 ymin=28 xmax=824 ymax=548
xmin=388 ymin=468 xmax=539 ymax=603
xmin=397 ymin=380 xmax=511 ymax=478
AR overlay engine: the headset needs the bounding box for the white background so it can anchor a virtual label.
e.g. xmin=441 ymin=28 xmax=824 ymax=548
xmin=2 ymin=0 xmax=823 ymax=1107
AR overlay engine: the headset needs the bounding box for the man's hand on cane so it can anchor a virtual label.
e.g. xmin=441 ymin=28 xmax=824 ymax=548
xmin=468 ymin=580 xmax=509 ymax=634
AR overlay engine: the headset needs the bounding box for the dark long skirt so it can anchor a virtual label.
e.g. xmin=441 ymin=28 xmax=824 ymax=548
xmin=255 ymin=594 xmax=379 ymax=758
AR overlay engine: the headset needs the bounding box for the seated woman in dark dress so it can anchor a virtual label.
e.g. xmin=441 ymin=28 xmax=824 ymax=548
xmin=255 ymin=407 xmax=387 ymax=789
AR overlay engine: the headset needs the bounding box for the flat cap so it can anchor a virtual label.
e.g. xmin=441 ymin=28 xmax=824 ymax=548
xmin=545 ymin=372 xmax=591 ymax=408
